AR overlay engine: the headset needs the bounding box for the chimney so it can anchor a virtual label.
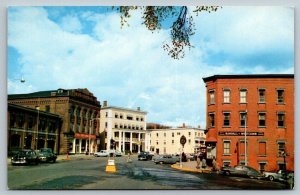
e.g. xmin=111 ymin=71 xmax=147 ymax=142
xmin=137 ymin=107 xmax=140 ymax=111
xmin=103 ymin=101 xmax=107 ymax=107
xmin=182 ymin=123 xmax=186 ymax=128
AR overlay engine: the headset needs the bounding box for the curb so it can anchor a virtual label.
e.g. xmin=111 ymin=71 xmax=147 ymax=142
xmin=171 ymin=164 xmax=212 ymax=173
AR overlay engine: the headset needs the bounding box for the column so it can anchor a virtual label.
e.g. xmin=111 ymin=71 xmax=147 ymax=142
xmin=85 ymin=139 xmax=88 ymax=153
xmin=138 ymin=133 xmax=141 ymax=153
xmin=72 ymin=138 xmax=76 ymax=153
xmin=119 ymin=130 xmax=121 ymax=151
xmin=122 ymin=131 xmax=125 ymax=152
xmin=130 ymin=132 xmax=132 ymax=152
xmin=79 ymin=139 xmax=82 ymax=154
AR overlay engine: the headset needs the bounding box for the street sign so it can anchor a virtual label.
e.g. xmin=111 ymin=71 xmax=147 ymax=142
xmin=180 ymin=135 xmax=186 ymax=147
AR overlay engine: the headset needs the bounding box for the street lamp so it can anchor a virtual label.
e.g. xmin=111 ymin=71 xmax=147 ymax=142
xmin=36 ymin=106 xmax=40 ymax=150
xmin=244 ymin=110 xmax=248 ymax=166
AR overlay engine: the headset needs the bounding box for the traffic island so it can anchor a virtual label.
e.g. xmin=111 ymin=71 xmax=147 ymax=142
xmin=105 ymin=159 xmax=117 ymax=173
xmin=171 ymin=163 xmax=212 ymax=173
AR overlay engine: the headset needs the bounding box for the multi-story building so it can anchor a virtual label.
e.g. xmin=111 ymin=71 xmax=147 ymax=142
xmin=202 ymin=74 xmax=294 ymax=172
xmin=8 ymin=103 xmax=62 ymax=154
xmin=147 ymin=123 xmax=206 ymax=155
xmin=99 ymin=101 xmax=148 ymax=153
xmin=8 ymin=88 xmax=101 ymax=154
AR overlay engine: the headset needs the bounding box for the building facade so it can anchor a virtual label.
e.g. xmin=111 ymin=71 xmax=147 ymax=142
xmin=203 ymin=74 xmax=294 ymax=172
xmin=99 ymin=101 xmax=147 ymax=153
xmin=147 ymin=124 xmax=206 ymax=155
xmin=8 ymin=103 xmax=62 ymax=154
xmin=8 ymin=88 xmax=101 ymax=154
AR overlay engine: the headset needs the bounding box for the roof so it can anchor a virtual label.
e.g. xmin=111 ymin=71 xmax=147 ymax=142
xmin=8 ymin=103 xmax=61 ymax=119
xmin=101 ymin=106 xmax=147 ymax=114
xmin=202 ymin=74 xmax=294 ymax=82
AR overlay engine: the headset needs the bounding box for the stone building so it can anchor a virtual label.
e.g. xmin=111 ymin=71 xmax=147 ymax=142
xmin=8 ymin=103 xmax=62 ymax=154
xmin=99 ymin=101 xmax=148 ymax=153
xmin=147 ymin=123 xmax=206 ymax=155
xmin=202 ymin=74 xmax=294 ymax=172
xmin=8 ymin=88 xmax=101 ymax=154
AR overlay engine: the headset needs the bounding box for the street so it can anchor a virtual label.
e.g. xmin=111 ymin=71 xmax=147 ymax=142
xmin=7 ymin=155 xmax=287 ymax=190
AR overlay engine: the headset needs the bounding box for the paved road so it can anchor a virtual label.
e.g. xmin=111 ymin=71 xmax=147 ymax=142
xmin=7 ymin=155 xmax=287 ymax=190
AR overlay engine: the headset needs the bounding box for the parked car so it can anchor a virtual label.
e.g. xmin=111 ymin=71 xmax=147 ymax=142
xmin=263 ymin=170 xmax=294 ymax=182
xmin=138 ymin=151 xmax=153 ymax=161
xmin=154 ymin=154 xmax=180 ymax=164
xmin=109 ymin=150 xmax=122 ymax=157
xmin=94 ymin=150 xmax=109 ymax=157
xmin=38 ymin=148 xmax=57 ymax=163
xmin=11 ymin=149 xmax=39 ymax=165
xmin=220 ymin=165 xmax=261 ymax=178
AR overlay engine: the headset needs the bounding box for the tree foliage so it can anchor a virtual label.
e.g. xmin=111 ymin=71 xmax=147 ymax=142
xmin=114 ymin=6 xmax=220 ymax=59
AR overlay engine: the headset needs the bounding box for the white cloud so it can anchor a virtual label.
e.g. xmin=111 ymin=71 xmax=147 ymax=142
xmin=8 ymin=6 xmax=294 ymax=128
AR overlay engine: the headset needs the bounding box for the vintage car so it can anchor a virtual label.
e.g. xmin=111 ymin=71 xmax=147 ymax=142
xmin=38 ymin=148 xmax=57 ymax=163
xmin=220 ymin=165 xmax=261 ymax=179
xmin=11 ymin=149 xmax=39 ymax=165
xmin=154 ymin=154 xmax=180 ymax=164
xmin=94 ymin=150 xmax=109 ymax=157
xmin=138 ymin=151 xmax=153 ymax=161
xmin=263 ymin=170 xmax=294 ymax=182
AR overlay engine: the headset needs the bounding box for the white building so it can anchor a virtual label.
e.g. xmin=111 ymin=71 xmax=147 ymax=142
xmin=99 ymin=101 xmax=148 ymax=154
xmin=148 ymin=125 xmax=206 ymax=155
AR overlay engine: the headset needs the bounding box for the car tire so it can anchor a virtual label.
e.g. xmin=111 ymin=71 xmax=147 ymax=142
xmin=269 ymin=176 xmax=275 ymax=181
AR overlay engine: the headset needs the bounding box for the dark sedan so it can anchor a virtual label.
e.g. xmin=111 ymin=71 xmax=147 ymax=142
xmin=38 ymin=148 xmax=57 ymax=163
xmin=11 ymin=149 xmax=39 ymax=165
xmin=220 ymin=165 xmax=262 ymax=178
xmin=138 ymin=152 xmax=153 ymax=161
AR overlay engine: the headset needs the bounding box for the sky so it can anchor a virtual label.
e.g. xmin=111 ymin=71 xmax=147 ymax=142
xmin=7 ymin=6 xmax=294 ymax=128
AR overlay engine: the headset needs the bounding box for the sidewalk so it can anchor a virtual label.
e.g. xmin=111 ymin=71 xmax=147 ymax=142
xmin=171 ymin=160 xmax=212 ymax=173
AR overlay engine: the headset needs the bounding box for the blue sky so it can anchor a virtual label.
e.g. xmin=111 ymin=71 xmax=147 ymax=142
xmin=7 ymin=6 xmax=294 ymax=128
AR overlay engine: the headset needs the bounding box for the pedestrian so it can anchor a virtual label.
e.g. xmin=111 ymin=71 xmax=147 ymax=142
xmin=202 ymin=158 xmax=207 ymax=169
xmin=196 ymin=152 xmax=201 ymax=169
xmin=127 ymin=151 xmax=132 ymax=163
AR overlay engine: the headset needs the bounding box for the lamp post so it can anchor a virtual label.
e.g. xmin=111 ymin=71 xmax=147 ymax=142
xmin=36 ymin=106 xmax=40 ymax=150
xmin=244 ymin=110 xmax=247 ymax=166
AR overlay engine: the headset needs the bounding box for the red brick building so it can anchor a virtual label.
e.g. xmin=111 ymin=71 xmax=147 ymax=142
xmin=202 ymin=74 xmax=294 ymax=172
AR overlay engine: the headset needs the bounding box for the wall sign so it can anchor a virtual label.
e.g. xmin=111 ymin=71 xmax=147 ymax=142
xmin=218 ymin=131 xmax=264 ymax=136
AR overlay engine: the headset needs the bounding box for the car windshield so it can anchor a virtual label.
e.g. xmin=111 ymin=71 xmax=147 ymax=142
xmin=40 ymin=148 xmax=52 ymax=153
xmin=18 ymin=151 xmax=30 ymax=155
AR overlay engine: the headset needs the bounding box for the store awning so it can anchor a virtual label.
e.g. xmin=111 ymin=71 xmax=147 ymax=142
xmin=206 ymin=137 xmax=217 ymax=142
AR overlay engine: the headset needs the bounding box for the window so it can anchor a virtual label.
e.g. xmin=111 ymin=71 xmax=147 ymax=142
xmin=127 ymin=115 xmax=133 ymax=120
xmin=105 ymin=112 xmax=108 ymax=117
xmin=223 ymin=161 xmax=231 ymax=167
xmin=188 ymin=139 xmax=191 ymax=144
xmin=277 ymin=112 xmax=285 ymax=127
xmin=209 ymin=113 xmax=215 ymax=127
xmin=259 ymin=163 xmax=266 ymax=174
xmin=172 ymin=140 xmax=174 ymax=144
xmin=177 ymin=132 xmax=180 ymax=135
xmin=172 ymin=133 xmax=174 ymax=137
xmin=156 ymin=141 xmax=159 ymax=145
xmin=240 ymin=89 xmax=247 ymax=103
xmin=259 ymin=89 xmax=266 ymax=103
xmin=45 ymin=105 xmax=50 ymax=112
xmin=278 ymin=142 xmax=286 ymax=156
xmin=120 ymin=114 xmax=123 ymax=119
xmin=136 ymin=117 xmax=139 ymax=121
xmin=223 ymin=141 xmax=230 ymax=155
xmin=258 ymin=113 xmax=266 ymax=127
xmin=240 ymin=140 xmax=248 ymax=156
xmin=164 ymin=133 xmax=166 ymax=137
xmin=209 ymin=90 xmax=215 ymax=104
xmin=258 ymin=142 xmax=267 ymax=156
xmin=223 ymin=112 xmax=231 ymax=127
xmin=141 ymin=117 xmax=144 ymax=121
xmin=223 ymin=90 xmax=230 ymax=103
xmin=240 ymin=112 xmax=247 ymax=127
xmin=164 ymin=141 xmax=166 ymax=145
xmin=114 ymin=124 xmax=118 ymax=128
xmin=277 ymin=89 xmax=284 ymax=104
xmin=188 ymin=132 xmax=191 ymax=136
xmin=156 ymin=133 xmax=159 ymax=137
xmin=115 ymin=113 xmax=119 ymax=118
xmin=105 ymin=122 xmax=108 ymax=128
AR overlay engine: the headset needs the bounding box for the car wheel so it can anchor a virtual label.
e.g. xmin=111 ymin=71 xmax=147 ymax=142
xmin=269 ymin=176 xmax=274 ymax=181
